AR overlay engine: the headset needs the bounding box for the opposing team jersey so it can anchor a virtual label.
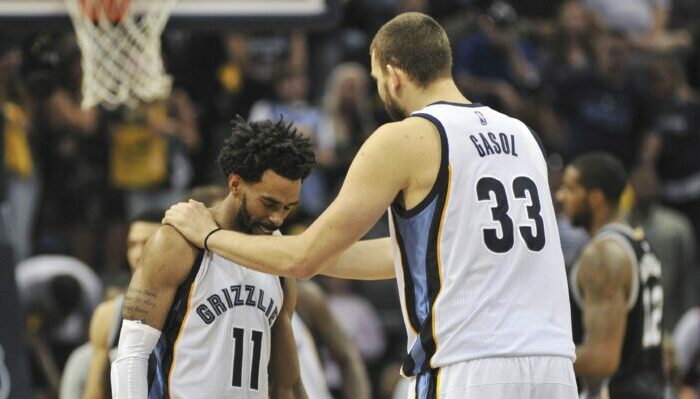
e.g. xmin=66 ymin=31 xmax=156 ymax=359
xmin=148 ymin=250 xmax=284 ymax=399
xmin=569 ymin=224 xmax=665 ymax=399
xmin=389 ymin=102 xmax=575 ymax=377
xmin=291 ymin=312 xmax=333 ymax=399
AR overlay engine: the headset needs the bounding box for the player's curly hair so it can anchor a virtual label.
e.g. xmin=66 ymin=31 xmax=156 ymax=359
xmin=217 ymin=116 xmax=316 ymax=183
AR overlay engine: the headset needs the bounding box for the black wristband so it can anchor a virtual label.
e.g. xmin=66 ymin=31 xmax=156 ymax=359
xmin=204 ymin=227 xmax=222 ymax=251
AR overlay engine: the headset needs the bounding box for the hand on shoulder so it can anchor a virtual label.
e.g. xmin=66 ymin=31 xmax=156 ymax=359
xmin=162 ymin=200 xmax=218 ymax=248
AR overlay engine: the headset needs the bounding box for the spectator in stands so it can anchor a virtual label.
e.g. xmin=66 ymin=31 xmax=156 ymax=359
xmin=199 ymin=33 xmax=267 ymax=183
xmin=538 ymin=1 xmax=603 ymax=153
xmin=108 ymin=89 xmax=200 ymax=219
xmin=250 ymin=67 xmax=336 ymax=217
xmin=544 ymin=1 xmax=601 ymax=81
xmin=322 ymin=62 xmax=376 ymax=194
xmin=31 ymin=35 xmax=104 ymax=266
xmin=583 ymin=0 xmax=691 ymax=53
xmin=640 ymin=55 xmax=700 ymax=251
xmin=0 ymin=40 xmax=39 ymax=263
xmin=627 ymin=166 xmax=697 ymax=330
xmin=455 ymin=1 xmax=540 ymax=117
xmin=551 ymin=30 xmax=649 ymax=167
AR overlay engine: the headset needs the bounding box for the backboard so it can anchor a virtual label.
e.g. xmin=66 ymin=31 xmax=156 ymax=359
xmin=0 ymin=0 xmax=339 ymax=30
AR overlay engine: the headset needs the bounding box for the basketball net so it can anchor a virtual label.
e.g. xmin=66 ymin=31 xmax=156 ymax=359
xmin=64 ymin=0 xmax=178 ymax=109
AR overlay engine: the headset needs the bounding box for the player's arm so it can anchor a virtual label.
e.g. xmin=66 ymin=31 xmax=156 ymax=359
xmin=574 ymin=239 xmax=632 ymax=377
xmin=269 ymin=278 xmax=307 ymax=399
xmin=82 ymin=299 xmax=117 ymax=399
xmin=165 ymin=119 xmax=425 ymax=279
xmin=111 ymin=226 xmax=197 ymax=398
xmin=297 ymin=281 xmax=371 ymax=398
xmin=321 ymin=237 xmax=395 ymax=280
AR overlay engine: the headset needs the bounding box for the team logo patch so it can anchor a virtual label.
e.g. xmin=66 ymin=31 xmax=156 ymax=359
xmin=475 ymin=110 xmax=487 ymax=125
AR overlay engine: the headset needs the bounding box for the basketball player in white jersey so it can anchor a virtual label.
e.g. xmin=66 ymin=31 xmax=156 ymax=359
xmin=164 ymin=12 xmax=577 ymax=398
xmin=83 ymin=209 xmax=163 ymax=399
xmin=556 ymin=153 xmax=665 ymax=399
xmin=111 ymin=118 xmax=313 ymax=398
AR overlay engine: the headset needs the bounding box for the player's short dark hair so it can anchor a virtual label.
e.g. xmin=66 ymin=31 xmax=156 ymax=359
xmin=370 ymin=12 xmax=452 ymax=87
xmin=130 ymin=208 xmax=165 ymax=225
xmin=571 ymin=152 xmax=627 ymax=204
xmin=217 ymin=116 xmax=315 ymax=183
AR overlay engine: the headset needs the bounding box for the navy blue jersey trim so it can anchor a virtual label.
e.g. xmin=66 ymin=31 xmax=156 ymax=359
xmin=148 ymin=250 xmax=204 ymax=397
xmin=392 ymin=113 xmax=449 ymax=218
xmin=390 ymin=210 xmax=422 ymax=333
xmin=413 ymin=367 xmax=440 ymax=398
xmin=429 ymin=368 xmax=439 ymax=398
xmin=427 ymin=101 xmax=483 ymax=108
xmin=420 ymin=165 xmax=449 ymax=370
xmin=526 ymin=126 xmax=547 ymax=159
xmin=400 ymin=164 xmax=450 ymax=377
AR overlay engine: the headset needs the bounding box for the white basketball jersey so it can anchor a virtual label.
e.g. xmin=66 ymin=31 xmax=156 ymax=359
xmin=389 ymin=102 xmax=575 ymax=378
xmin=291 ymin=312 xmax=333 ymax=399
xmin=148 ymin=251 xmax=284 ymax=399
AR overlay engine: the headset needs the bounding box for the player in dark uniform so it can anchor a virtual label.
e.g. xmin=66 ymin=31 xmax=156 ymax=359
xmin=556 ymin=152 xmax=665 ymax=399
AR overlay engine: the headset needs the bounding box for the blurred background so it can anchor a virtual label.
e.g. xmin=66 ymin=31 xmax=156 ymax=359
xmin=1 ymin=0 xmax=700 ymax=398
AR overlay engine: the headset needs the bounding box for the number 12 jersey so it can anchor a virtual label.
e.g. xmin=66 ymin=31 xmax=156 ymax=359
xmin=569 ymin=224 xmax=665 ymax=399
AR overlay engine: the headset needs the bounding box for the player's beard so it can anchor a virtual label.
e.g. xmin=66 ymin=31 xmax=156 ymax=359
xmin=235 ymin=194 xmax=280 ymax=235
xmin=383 ymin=83 xmax=407 ymax=121
xmin=570 ymin=200 xmax=593 ymax=230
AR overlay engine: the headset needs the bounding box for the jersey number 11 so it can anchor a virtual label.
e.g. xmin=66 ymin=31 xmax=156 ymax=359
xmin=232 ymin=327 xmax=263 ymax=390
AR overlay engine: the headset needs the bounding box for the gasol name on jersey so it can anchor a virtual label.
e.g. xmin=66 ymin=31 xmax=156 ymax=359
xmin=469 ymin=132 xmax=519 ymax=158
xmin=196 ymin=284 xmax=279 ymax=326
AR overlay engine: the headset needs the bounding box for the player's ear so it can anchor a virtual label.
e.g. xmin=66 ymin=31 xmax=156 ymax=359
xmin=386 ymin=64 xmax=401 ymax=93
xmin=228 ymin=174 xmax=242 ymax=197
xmin=588 ymin=190 xmax=606 ymax=208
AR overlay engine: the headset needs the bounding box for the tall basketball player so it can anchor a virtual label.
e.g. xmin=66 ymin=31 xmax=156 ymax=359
xmin=556 ymin=152 xmax=665 ymax=399
xmin=164 ymin=12 xmax=576 ymax=398
xmin=111 ymin=118 xmax=313 ymax=398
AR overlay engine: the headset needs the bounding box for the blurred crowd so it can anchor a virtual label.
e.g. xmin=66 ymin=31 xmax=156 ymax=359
xmin=3 ymin=0 xmax=700 ymax=398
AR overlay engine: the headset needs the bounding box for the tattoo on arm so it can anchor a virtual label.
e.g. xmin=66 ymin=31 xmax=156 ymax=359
xmin=123 ymin=287 xmax=159 ymax=320
xmin=579 ymin=241 xmax=629 ymax=345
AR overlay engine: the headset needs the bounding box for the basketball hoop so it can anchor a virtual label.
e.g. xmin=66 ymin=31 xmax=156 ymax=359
xmin=64 ymin=0 xmax=178 ymax=109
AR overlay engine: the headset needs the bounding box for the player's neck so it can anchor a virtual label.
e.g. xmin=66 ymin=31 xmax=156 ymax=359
xmin=406 ymin=78 xmax=470 ymax=114
xmin=209 ymin=197 xmax=238 ymax=231
xmin=589 ymin=207 xmax=623 ymax=236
